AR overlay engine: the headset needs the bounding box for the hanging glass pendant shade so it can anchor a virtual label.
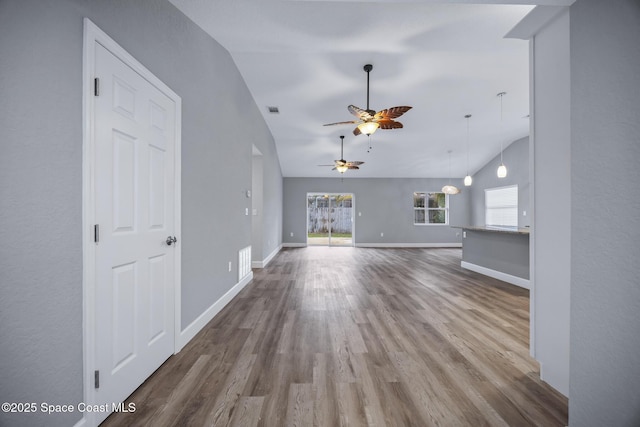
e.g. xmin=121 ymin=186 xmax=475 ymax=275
xmin=357 ymin=121 xmax=379 ymax=136
xmin=442 ymin=150 xmax=460 ymax=195
xmin=497 ymin=163 xmax=507 ymax=178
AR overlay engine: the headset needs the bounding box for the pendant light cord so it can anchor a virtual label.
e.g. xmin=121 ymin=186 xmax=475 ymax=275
xmin=499 ymin=93 xmax=504 ymax=163
xmin=465 ymin=114 xmax=471 ymax=175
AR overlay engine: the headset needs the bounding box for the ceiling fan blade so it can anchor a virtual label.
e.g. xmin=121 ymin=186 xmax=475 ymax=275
xmin=317 ymin=164 xmax=335 ymax=167
xmin=374 ymin=106 xmax=412 ymax=121
xmin=346 ymin=161 xmax=364 ymax=166
xmin=348 ymin=105 xmax=374 ymax=121
xmin=352 ymin=126 xmax=362 ymax=136
xmin=377 ymin=119 xmax=404 ymax=130
xmin=323 ymin=120 xmax=360 ymax=126
xmin=347 ymin=165 xmax=360 ymax=170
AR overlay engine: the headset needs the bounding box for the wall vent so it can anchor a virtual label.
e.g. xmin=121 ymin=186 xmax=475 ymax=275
xmin=239 ymin=246 xmax=251 ymax=281
xmin=267 ymin=106 xmax=279 ymax=114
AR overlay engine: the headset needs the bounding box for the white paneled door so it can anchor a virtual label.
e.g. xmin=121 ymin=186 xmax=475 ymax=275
xmin=92 ymin=41 xmax=177 ymax=424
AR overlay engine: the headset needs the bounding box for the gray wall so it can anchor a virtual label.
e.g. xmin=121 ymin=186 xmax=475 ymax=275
xmin=531 ymin=9 xmax=571 ymax=397
xmin=283 ymin=178 xmax=469 ymax=245
xmin=0 ymin=1 xmax=282 ymax=426
xmin=462 ymin=231 xmax=529 ymax=280
xmin=569 ymin=0 xmax=640 ymax=425
xmin=252 ymin=154 xmax=264 ymax=263
xmin=468 ymin=136 xmax=530 ymax=227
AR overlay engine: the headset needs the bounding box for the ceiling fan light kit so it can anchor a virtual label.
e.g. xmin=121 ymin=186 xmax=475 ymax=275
xmin=323 ymin=64 xmax=412 ymax=137
xmin=318 ymin=135 xmax=364 ymax=175
xmin=357 ymin=121 xmax=379 ymax=136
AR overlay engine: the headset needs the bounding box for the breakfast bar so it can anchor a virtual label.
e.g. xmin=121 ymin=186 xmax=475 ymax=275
xmin=452 ymin=225 xmax=530 ymax=289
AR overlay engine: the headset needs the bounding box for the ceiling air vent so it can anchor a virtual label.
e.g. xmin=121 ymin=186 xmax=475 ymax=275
xmin=267 ymin=106 xmax=279 ymax=114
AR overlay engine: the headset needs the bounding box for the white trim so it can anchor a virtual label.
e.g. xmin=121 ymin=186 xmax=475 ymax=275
xmin=81 ymin=18 xmax=97 ymax=427
xmin=73 ymin=416 xmax=87 ymax=427
xmin=528 ymin=36 xmax=537 ymax=358
xmin=82 ymin=18 xmax=182 ymax=427
xmin=306 ymin=192 xmax=356 ymax=247
xmin=283 ymin=242 xmax=307 ymax=248
xmin=505 ymin=5 xmax=571 ymax=40
xmin=357 ymin=243 xmax=462 ymax=248
xmin=461 ymin=261 xmax=530 ymax=289
xmin=252 ymin=244 xmax=282 ymax=268
xmin=412 ymin=191 xmax=450 ymax=226
xmin=178 ymin=272 xmax=253 ymax=350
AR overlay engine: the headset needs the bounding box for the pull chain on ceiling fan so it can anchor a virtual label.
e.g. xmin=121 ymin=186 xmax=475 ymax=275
xmin=323 ymin=64 xmax=413 ymax=137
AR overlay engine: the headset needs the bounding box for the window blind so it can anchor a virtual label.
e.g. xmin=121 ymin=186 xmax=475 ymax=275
xmin=485 ymin=185 xmax=518 ymax=226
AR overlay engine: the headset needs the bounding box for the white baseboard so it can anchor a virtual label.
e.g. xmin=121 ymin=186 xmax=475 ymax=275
xmin=282 ymin=242 xmax=306 ymax=248
xmin=252 ymin=244 xmax=282 ymax=268
xmin=177 ymin=272 xmax=253 ymax=351
xmin=461 ymin=261 xmax=530 ymax=289
xmin=356 ymin=243 xmax=462 ymax=248
xmin=539 ymin=362 xmax=569 ymax=398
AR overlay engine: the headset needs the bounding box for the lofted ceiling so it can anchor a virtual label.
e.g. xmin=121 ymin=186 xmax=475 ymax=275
xmin=169 ymin=0 xmax=567 ymax=178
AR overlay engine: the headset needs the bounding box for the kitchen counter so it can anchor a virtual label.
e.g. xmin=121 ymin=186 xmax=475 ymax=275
xmin=452 ymin=225 xmax=530 ymax=289
xmin=452 ymin=225 xmax=530 ymax=235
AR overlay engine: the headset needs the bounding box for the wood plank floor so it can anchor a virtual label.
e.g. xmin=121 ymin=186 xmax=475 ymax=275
xmin=102 ymin=247 xmax=568 ymax=426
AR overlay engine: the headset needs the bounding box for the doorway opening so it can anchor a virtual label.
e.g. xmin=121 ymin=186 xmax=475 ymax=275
xmin=307 ymin=193 xmax=354 ymax=247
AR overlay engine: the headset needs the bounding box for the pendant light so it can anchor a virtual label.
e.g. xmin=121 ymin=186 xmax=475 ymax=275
xmin=496 ymin=92 xmax=507 ymax=178
xmin=463 ymin=114 xmax=473 ymax=186
xmin=442 ymin=150 xmax=460 ymax=195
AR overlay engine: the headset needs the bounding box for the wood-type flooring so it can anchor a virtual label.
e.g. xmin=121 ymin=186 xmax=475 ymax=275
xmin=102 ymin=247 xmax=568 ymax=426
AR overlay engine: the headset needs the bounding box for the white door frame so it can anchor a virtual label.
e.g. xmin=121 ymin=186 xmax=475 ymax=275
xmin=81 ymin=18 xmax=182 ymax=427
xmin=306 ymin=192 xmax=355 ymax=247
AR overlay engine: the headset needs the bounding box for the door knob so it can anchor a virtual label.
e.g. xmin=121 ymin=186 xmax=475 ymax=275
xmin=166 ymin=236 xmax=177 ymax=246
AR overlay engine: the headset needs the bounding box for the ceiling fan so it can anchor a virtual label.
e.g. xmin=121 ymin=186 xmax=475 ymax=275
xmin=323 ymin=64 xmax=412 ymax=136
xmin=318 ymin=135 xmax=364 ymax=174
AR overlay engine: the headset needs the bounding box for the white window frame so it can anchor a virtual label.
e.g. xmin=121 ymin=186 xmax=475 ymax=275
xmin=485 ymin=184 xmax=518 ymax=227
xmin=413 ymin=191 xmax=449 ymax=226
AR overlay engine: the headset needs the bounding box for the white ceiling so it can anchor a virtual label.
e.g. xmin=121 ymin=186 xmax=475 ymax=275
xmin=169 ymin=1 xmax=564 ymax=178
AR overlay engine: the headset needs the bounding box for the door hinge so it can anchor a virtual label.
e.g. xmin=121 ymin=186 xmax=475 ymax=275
xmin=94 ymin=224 xmax=99 ymax=243
xmin=94 ymin=77 xmax=100 ymax=96
xmin=94 ymin=370 xmax=100 ymax=389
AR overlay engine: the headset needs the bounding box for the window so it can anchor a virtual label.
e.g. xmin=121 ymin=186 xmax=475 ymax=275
xmin=485 ymin=185 xmax=518 ymax=227
xmin=413 ymin=192 xmax=448 ymax=225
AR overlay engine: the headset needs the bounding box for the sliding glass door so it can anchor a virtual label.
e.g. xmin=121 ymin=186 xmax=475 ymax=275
xmin=307 ymin=193 xmax=354 ymax=247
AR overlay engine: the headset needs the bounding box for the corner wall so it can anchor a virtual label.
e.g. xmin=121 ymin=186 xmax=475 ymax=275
xmin=569 ymin=0 xmax=640 ymax=425
xmin=0 ymin=1 xmax=282 ymax=426
xmin=530 ymin=9 xmax=571 ymax=397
